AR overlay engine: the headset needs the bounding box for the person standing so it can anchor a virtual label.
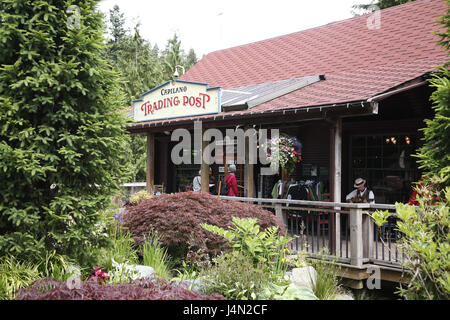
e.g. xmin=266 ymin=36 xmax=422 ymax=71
xmin=225 ymin=164 xmax=238 ymax=196
xmin=192 ymin=170 xmax=201 ymax=192
xmin=346 ymin=178 xmax=375 ymax=204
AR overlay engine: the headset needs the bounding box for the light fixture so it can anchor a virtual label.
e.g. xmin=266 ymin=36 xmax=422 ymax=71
xmin=173 ymin=65 xmax=185 ymax=78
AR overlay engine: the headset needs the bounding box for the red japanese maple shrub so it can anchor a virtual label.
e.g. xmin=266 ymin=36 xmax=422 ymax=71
xmin=16 ymin=277 xmax=225 ymax=300
xmin=122 ymin=192 xmax=284 ymax=262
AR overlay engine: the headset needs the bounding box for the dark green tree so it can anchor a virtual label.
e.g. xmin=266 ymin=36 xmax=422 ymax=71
xmin=162 ymin=33 xmax=186 ymax=80
xmin=103 ymin=10 xmax=199 ymax=183
xmin=116 ymin=23 xmax=163 ymax=103
xmin=352 ymin=0 xmax=415 ymax=15
xmin=106 ymin=22 xmax=163 ymax=183
xmin=186 ymin=48 xmax=198 ymax=69
xmin=105 ymin=4 xmax=128 ymax=63
xmin=415 ymin=0 xmax=450 ymax=187
xmin=0 ymin=0 xmax=132 ymax=264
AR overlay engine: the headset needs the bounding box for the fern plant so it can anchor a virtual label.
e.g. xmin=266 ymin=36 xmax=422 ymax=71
xmin=201 ymin=217 xmax=292 ymax=279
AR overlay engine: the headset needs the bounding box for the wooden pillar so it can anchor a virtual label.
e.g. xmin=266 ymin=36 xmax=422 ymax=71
xmin=159 ymin=137 xmax=169 ymax=192
xmin=275 ymin=203 xmax=287 ymax=229
xmin=330 ymin=117 xmax=342 ymax=255
xmin=350 ymin=206 xmax=364 ymax=267
xmin=362 ymin=213 xmax=374 ymax=259
xmin=146 ymin=132 xmax=155 ymax=194
xmin=333 ymin=118 xmax=342 ymax=203
xmin=246 ymin=163 xmax=254 ymax=197
xmin=201 ymin=132 xmax=209 ymax=193
xmin=244 ymin=132 xmax=254 ymax=198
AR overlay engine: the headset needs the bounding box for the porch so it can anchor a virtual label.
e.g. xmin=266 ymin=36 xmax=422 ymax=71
xmin=219 ymin=195 xmax=410 ymax=288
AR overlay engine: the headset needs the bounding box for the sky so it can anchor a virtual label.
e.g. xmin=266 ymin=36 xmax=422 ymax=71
xmin=97 ymin=0 xmax=372 ymax=58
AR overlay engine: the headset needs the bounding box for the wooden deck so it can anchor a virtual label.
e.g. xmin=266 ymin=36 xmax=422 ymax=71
xmin=220 ymin=196 xmax=410 ymax=286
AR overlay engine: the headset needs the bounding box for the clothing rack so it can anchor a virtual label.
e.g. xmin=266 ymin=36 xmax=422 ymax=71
xmin=271 ymin=179 xmax=328 ymax=201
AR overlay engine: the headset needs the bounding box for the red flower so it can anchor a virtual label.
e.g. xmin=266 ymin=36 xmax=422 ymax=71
xmin=91 ymin=266 xmax=109 ymax=282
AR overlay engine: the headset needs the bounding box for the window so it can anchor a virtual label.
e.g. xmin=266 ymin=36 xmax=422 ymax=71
xmin=349 ymin=134 xmax=419 ymax=204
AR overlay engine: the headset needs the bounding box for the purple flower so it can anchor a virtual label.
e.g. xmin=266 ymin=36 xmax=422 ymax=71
xmin=113 ymin=211 xmax=124 ymax=224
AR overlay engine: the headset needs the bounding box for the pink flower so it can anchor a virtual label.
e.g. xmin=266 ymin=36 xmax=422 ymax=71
xmin=94 ymin=266 xmax=103 ymax=276
xmin=92 ymin=266 xmax=109 ymax=279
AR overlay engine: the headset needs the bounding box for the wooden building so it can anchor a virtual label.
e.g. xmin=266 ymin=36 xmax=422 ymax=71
xmin=126 ymin=0 xmax=448 ymax=204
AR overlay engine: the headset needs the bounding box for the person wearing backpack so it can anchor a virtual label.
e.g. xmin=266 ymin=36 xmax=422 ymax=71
xmin=225 ymin=164 xmax=238 ymax=196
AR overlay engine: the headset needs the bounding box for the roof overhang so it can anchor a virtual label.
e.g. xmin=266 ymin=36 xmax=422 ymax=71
xmin=126 ymin=73 xmax=431 ymax=134
xmin=221 ymin=74 xmax=325 ymax=111
xmin=126 ymin=99 xmax=377 ymax=134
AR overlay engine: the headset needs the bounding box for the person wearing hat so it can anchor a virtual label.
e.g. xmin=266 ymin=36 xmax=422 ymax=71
xmin=346 ymin=178 xmax=375 ymax=203
xmin=225 ymin=164 xmax=239 ymax=196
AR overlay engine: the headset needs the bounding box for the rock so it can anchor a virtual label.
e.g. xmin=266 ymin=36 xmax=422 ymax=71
xmin=111 ymin=258 xmax=155 ymax=280
xmin=133 ymin=265 xmax=155 ymax=279
xmin=172 ymin=279 xmax=206 ymax=293
xmin=335 ymin=293 xmax=354 ymax=300
xmin=284 ymin=271 xmax=292 ymax=281
xmin=287 ymin=266 xmax=317 ymax=290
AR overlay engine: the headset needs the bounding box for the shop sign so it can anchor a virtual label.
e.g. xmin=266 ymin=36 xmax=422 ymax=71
xmin=133 ymin=80 xmax=221 ymax=122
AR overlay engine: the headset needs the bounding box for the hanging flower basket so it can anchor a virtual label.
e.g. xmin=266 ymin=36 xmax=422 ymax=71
xmin=266 ymin=135 xmax=302 ymax=177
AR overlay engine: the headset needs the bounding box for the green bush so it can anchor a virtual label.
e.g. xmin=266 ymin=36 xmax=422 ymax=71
xmin=258 ymin=282 xmax=317 ymax=300
xmin=372 ymin=179 xmax=450 ymax=299
xmin=199 ymin=217 xmax=294 ymax=300
xmin=200 ymin=251 xmax=269 ymax=300
xmin=129 ymin=190 xmax=152 ymax=205
xmin=37 ymin=250 xmax=78 ymax=283
xmin=0 ymin=0 xmax=132 ymax=265
xmin=201 ymin=217 xmax=291 ymax=280
xmin=95 ymin=228 xmax=139 ymax=273
xmin=414 ymin=0 xmax=450 ymax=188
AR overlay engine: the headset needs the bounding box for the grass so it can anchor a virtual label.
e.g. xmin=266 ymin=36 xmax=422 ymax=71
xmin=308 ymin=251 xmax=343 ymax=300
xmin=141 ymin=232 xmax=173 ymax=280
xmin=97 ymin=228 xmax=139 ymax=272
xmin=0 ymin=256 xmax=41 ymax=300
xmin=38 ymin=250 xmax=78 ymax=282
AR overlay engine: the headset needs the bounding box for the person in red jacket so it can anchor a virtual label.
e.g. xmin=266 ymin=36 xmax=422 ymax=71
xmin=408 ymin=176 xmax=440 ymax=206
xmin=408 ymin=185 xmax=421 ymax=206
xmin=225 ymin=164 xmax=239 ymax=196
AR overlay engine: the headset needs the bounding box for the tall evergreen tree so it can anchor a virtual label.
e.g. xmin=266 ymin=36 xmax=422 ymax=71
xmin=0 ymin=0 xmax=132 ymax=264
xmin=162 ymin=34 xmax=186 ymax=80
xmin=116 ymin=23 xmax=163 ymax=103
xmin=186 ymin=48 xmax=198 ymax=70
xmin=352 ymin=0 xmax=415 ymax=14
xmin=103 ymin=9 xmax=200 ymax=183
xmin=106 ymin=4 xmax=128 ymax=62
xmin=415 ymin=0 xmax=450 ymax=187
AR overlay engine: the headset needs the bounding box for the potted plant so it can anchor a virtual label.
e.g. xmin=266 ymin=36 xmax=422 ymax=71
xmin=266 ymin=135 xmax=302 ymax=178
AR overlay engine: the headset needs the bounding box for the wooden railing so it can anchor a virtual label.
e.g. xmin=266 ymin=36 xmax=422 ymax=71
xmin=218 ymin=196 xmax=403 ymax=269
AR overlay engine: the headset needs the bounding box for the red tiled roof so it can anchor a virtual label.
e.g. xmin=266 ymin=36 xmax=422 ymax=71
xmin=253 ymin=56 xmax=446 ymax=111
xmin=129 ymin=0 xmax=448 ymax=129
xmin=180 ymin=0 xmax=447 ymax=93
